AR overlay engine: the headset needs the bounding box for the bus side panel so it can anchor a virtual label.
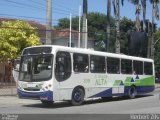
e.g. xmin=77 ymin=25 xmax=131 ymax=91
xmin=89 ymin=75 xmax=155 ymax=98
xmin=53 ymin=73 xmax=155 ymax=101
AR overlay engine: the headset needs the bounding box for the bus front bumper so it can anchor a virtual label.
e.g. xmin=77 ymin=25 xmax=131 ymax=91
xmin=17 ymin=89 xmax=53 ymax=102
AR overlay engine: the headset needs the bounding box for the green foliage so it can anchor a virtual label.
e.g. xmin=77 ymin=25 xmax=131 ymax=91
xmin=0 ymin=20 xmax=40 ymax=62
xmin=154 ymin=30 xmax=160 ymax=72
xmin=56 ymin=18 xmax=70 ymax=30
xmin=55 ymin=13 xmax=134 ymax=53
xmin=55 ymin=12 xmax=116 ymax=52
xmin=55 ymin=17 xmax=80 ymax=31
xmin=120 ymin=17 xmax=135 ymax=54
xmin=87 ymin=12 xmax=109 ymax=51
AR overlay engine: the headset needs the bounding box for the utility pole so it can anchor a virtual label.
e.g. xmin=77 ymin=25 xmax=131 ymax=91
xmin=69 ymin=13 xmax=72 ymax=47
xmin=78 ymin=6 xmax=82 ymax=48
xmin=46 ymin=0 xmax=52 ymax=45
xmin=85 ymin=19 xmax=88 ymax=49
xmin=81 ymin=0 xmax=88 ymax=48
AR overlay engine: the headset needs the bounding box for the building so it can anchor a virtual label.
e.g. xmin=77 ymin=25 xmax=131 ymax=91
xmin=52 ymin=28 xmax=94 ymax=49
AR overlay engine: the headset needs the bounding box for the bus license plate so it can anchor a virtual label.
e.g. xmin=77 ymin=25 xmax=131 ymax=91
xmin=27 ymin=84 xmax=36 ymax=88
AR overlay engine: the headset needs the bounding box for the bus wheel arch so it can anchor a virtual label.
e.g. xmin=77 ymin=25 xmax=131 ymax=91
xmin=71 ymin=86 xmax=85 ymax=106
xmin=128 ymin=85 xmax=137 ymax=99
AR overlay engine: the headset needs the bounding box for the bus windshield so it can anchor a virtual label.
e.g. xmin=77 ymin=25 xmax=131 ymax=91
xmin=19 ymin=54 xmax=53 ymax=82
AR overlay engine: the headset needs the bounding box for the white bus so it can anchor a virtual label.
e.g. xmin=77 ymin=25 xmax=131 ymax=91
xmin=18 ymin=45 xmax=155 ymax=105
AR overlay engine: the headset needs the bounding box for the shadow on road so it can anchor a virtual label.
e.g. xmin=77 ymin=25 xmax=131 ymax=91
xmin=23 ymin=94 xmax=153 ymax=109
xmin=84 ymin=94 xmax=153 ymax=105
xmin=23 ymin=101 xmax=72 ymax=109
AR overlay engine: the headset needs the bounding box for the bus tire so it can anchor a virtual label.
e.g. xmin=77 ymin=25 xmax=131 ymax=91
xmin=71 ymin=88 xmax=84 ymax=106
xmin=41 ymin=100 xmax=53 ymax=106
xmin=128 ymin=86 xmax=137 ymax=99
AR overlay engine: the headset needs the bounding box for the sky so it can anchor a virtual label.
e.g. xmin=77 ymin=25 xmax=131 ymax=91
xmin=0 ymin=0 xmax=159 ymax=27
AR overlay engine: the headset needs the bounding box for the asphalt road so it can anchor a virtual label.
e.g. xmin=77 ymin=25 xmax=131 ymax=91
xmin=0 ymin=88 xmax=160 ymax=120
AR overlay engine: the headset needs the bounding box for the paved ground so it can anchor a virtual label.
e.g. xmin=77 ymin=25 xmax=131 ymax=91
xmin=0 ymin=84 xmax=160 ymax=120
xmin=155 ymin=83 xmax=160 ymax=88
xmin=0 ymin=90 xmax=160 ymax=114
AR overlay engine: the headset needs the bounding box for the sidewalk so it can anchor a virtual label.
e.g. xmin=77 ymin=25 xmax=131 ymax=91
xmin=0 ymin=95 xmax=39 ymax=106
xmin=155 ymin=83 xmax=160 ymax=88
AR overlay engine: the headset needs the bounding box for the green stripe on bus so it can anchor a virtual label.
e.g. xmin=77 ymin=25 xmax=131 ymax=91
xmin=113 ymin=80 xmax=122 ymax=86
xmin=124 ymin=76 xmax=154 ymax=86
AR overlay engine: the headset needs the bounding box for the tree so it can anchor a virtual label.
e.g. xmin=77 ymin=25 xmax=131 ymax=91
xmin=0 ymin=20 xmax=40 ymax=62
xmin=55 ymin=17 xmax=79 ymax=31
xmin=120 ymin=17 xmax=135 ymax=54
xmin=154 ymin=30 xmax=160 ymax=72
xmin=112 ymin=0 xmax=121 ymax=53
xmin=55 ymin=12 xmax=115 ymax=51
xmin=55 ymin=12 xmax=135 ymax=53
xmin=141 ymin=0 xmax=146 ymax=31
xmin=129 ymin=0 xmax=141 ymax=31
xmin=150 ymin=0 xmax=159 ymax=59
xmin=112 ymin=0 xmax=124 ymax=53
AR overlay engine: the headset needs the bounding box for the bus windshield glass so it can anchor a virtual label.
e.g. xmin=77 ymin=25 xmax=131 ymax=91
xmin=19 ymin=54 xmax=53 ymax=82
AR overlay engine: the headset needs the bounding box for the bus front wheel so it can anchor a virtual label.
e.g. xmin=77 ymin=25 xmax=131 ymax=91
xmin=71 ymin=88 xmax=84 ymax=106
xmin=128 ymin=86 xmax=137 ymax=99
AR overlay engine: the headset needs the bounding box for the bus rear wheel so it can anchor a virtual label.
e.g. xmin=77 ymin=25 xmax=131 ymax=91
xmin=128 ymin=86 xmax=137 ymax=99
xmin=71 ymin=88 xmax=84 ymax=106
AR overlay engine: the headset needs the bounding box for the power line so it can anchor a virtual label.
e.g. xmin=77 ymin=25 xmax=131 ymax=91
xmin=0 ymin=14 xmax=45 ymax=21
xmin=29 ymin=0 xmax=46 ymax=7
xmin=0 ymin=2 xmax=36 ymax=12
xmin=2 ymin=0 xmax=46 ymax=11
xmin=0 ymin=0 xmax=81 ymax=26
xmin=2 ymin=0 xmax=78 ymax=17
xmin=53 ymin=2 xmax=79 ymax=13
xmin=29 ymin=0 xmax=78 ymax=15
xmin=0 ymin=14 xmax=60 ymax=24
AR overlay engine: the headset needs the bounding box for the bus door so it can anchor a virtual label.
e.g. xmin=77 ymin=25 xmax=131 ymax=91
xmin=54 ymin=51 xmax=72 ymax=100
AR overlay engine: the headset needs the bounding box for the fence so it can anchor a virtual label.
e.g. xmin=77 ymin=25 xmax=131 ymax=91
xmin=0 ymin=71 xmax=17 ymax=96
xmin=0 ymin=64 xmax=17 ymax=96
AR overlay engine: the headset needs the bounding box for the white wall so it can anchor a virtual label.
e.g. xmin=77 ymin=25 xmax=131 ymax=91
xmin=52 ymin=38 xmax=94 ymax=49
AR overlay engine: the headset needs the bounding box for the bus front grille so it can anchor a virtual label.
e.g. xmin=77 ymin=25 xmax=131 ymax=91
xmin=24 ymin=88 xmax=40 ymax=91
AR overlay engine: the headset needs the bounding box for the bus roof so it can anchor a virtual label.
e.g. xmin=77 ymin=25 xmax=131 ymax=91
xmin=24 ymin=45 xmax=153 ymax=62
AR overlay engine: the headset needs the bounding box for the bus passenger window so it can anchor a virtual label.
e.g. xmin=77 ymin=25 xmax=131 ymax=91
xmin=55 ymin=51 xmax=71 ymax=81
xmin=90 ymin=55 xmax=106 ymax=73
xmin=73 ymin=53 xmax=89 ymax=73
xmin=107 ymin=57 xmax=120 ymax=74
xmin=133 ymin=61 xmax=143 ymax=75
xmin=144 ymin=62 xmax=153 ymax=75
xmin=121 ymin=59 xmax=132 ymax=74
